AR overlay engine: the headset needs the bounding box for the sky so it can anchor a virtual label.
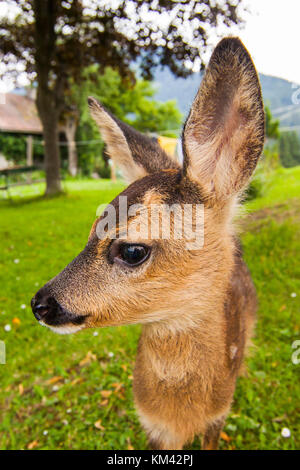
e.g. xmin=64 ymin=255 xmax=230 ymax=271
xmin=0 ymin=0 xmax=300 ymax=93
xmin=233 ymin=0 xmax=300 ymax=85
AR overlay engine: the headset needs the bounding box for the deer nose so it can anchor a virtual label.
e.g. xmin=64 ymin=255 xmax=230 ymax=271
xmin=31 ymin=285 xmax=88 ymax=328
xmin=31 ymin=294 xmax=50 ymax=321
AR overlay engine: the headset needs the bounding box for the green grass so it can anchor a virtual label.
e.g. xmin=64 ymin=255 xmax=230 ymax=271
xmin=0 ymin=169 xmax=299 ymax=450
xmin=246 ymin=165 xmax=300 ymax=212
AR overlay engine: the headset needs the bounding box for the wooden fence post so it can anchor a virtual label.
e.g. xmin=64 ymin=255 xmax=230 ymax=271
xmin=26 ymin=135 xmax=33 ymax=166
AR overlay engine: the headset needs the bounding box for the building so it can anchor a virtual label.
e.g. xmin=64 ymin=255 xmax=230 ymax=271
xmin=0 ymin=92 xmax=42 ymax=167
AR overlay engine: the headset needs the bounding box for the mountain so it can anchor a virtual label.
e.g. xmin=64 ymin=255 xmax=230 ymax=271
xmin=154 ymin=68 xmax=300 ymax=133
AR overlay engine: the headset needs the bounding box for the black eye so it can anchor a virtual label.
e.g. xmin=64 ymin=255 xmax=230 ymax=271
xmin=117 ymin=244 xmax=150 ymax=267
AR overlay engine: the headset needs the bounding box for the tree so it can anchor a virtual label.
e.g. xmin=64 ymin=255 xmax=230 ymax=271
xmin=61 ymin=105 xmax=79 ymax=177
xmin=0 ymin=0 xmax=244 ymax=194
xmin=247 ymin=106 xmax=281 ymax=201
xmin=279 ymin=131 xmax=300 ymax=167
xmin=265 ymin=105 xmax=280 ymax=140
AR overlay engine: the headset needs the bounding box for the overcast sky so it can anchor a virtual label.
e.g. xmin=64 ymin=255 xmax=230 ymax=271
xmin=0 ymin=0 xmax=299 ymax=93
xmin=234 ymin=0 xmax=300 ymax=85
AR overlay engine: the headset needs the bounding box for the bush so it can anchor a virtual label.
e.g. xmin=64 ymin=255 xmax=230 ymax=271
xmin=279 ymin=131 xmax=300 ymax=167
xmin=0 ymin=132 xmax=44 ymax=165
xmin=0 ymin=133 xmax=26 ymax=164
xmin=95 ymin=160 xmax=111 ymax=179
xmin=245 ymin=145 xmax=280 ymax=201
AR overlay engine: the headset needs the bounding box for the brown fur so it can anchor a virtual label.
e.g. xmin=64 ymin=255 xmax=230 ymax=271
xmin=32 ymin=37 xmax=264 ymax=450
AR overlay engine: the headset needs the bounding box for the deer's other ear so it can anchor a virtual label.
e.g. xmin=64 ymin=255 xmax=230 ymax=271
xmin=88 ymin=97 xmax=179 ymax=183
xmin=182 ymin=37 xmax=265 ymax=202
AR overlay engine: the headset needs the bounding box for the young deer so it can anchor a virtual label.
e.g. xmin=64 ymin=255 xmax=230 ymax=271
xmin=31 ymin=37 xmax=265 ymax=450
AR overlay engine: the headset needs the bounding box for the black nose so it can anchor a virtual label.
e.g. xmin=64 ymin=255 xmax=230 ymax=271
xmin=31 ymin=286 xmax=87 ymax=327
xmin=31 ymin=289 xmax=53 ymax=321
xmin=31 ymin=286 xmax=63 ymax=325
xmin=31 ymin=300 xmax=48 ymax=321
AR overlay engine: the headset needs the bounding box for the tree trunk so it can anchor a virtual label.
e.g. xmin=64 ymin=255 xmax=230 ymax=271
xmin=42 ymin=113 xmax=62 ymax=195
xmin=36 ymin=84 xmax=62 ymax=195
xmin=64 ymin=117 xmax=78 ymax=177
xmin=33 ymin=0 xmax=62 ymax=196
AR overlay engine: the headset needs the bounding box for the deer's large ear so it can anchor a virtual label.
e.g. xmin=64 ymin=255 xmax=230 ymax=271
xmin=182 ymin=37 xmax=265 ymax=202
xmin=88 ymin=97 xmax=179 ymax=183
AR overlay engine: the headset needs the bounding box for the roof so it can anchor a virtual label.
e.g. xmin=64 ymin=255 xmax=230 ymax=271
xmin=0 ymin=92 xmax=43 ymax=134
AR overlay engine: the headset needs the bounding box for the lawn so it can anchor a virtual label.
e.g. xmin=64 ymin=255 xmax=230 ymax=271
xmin=0 ymin=169 xmax=299 ymax=450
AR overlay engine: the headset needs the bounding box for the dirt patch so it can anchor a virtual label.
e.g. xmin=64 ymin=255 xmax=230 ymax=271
xmin=239 ymin=198 xmax=300 ymax=233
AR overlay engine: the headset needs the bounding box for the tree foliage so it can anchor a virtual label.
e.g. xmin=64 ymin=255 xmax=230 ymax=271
xmin=1 ymin=0 xmax=245 ymax=82
xmin=265 ymin=105 xmax=280 ymax=140
xmin=0 ymin=0 xmax=245 ymax=193
xmin=279 ymin=131 xmax=300 ymax=168
xmin=0 ymin=132 xmax=44 ymax=164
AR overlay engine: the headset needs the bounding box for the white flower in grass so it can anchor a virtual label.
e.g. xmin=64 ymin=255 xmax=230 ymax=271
xmin=20 ymin=304 xmax=26 ymax=309
xmin=4 ymin=324 xmax=11 ymax=332
xmin=290 ymin=293 xmax=297 ymax=298
xmin=108 ymin=352 xmax=114 ymax=358
xmin=52 ymin=385 xmax=59 ymax=392
xmin=66 ymin=408 xmax=72 ymax=414
xmin=281 ymin=427 xmax=291 ymax=438
xmin=43 ymin=430 xmax=48 ymax=436
xmin=93 ymin=331 xmax=99 ymax=337
xmin=14 ymin=259 xmax=20 ymax=264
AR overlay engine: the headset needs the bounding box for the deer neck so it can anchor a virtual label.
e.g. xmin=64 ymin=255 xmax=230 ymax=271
xmin=139 ymin=300 xmax=227 ymax=381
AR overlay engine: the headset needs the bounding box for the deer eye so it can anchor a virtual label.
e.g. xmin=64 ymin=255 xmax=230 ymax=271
xmin=115 ymin=243 xmax=151 ymax=267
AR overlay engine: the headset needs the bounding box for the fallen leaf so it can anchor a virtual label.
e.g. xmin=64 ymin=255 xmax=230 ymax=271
xmin=18 ymin=384 xmax=24 ymax=396
xmin=128 ymin=375 xmax=133 ymax=380
xmin=12 ymin=317 xmax=21 ymax=326
xmin=100 ymin=399 xmax=109 ymax=406
xmin=220 ymin=431 xmax=231 ymax=442
xmin=94 ymin=420 xmax=105 ymax=431
xmin=100 ymin=390 xmax=112 ymax=398
xmin=127 ymin=444 xmax=134 ymax=450
xmin=27 ymin=440 xmax=39 ymax=449
xmin=45 ymin=376 xmax=63 ymax=385
xmin=112 ymin=382 xmax=123 ymax=393
xmin=70 ymin=377 xmax=84 ymax=386
xmin=79 ymin=351 xmax=97 ymax=366
xmin=272 ymin=414 xmax=287 ymax=423
xmin=121 ymin=364 xmax=127 ymax=372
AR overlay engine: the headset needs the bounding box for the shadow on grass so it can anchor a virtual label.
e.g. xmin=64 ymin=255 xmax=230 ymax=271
xmin=0 ymin=190 xmax=69 ymax=208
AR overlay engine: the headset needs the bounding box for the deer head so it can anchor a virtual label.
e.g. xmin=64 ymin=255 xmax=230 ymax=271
xmin=31 ymin=37 xmax=264 ymax=335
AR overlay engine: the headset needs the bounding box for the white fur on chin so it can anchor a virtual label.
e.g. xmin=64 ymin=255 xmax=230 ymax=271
xmin=39 ymin=320 xmax=84 ymax=335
